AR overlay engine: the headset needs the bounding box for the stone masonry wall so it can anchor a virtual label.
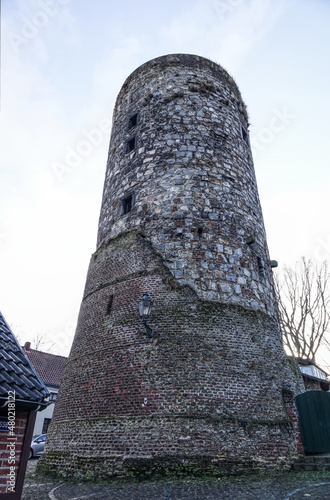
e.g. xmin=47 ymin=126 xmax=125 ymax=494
xmin=97 ymin=54 xmax=277 ymax=315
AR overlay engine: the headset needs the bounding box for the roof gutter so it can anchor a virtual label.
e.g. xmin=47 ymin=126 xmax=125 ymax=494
xmin=0 ymin=397 xmax=49 ymax=412
xmin=301 ymin=373 xmax=330 ymax=385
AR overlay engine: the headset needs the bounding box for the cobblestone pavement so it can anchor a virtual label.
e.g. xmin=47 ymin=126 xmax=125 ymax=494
xmin=22 ymin=459 xmax=330 ymax=499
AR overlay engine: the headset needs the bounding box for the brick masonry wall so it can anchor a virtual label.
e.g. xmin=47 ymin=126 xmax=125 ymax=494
xmin=39 ymin=55 xmax=304 ymax=480
xmin=303 ymin=377 xmax=326 ymax=391
xmin=40 ymin=233 xmax=304 ymax=478
xmin=0 ymin=409 xmax=28 ymax=494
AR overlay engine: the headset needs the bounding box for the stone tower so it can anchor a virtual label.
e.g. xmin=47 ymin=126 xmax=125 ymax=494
xmin=40 ymin=54 xmax=302 ymax=479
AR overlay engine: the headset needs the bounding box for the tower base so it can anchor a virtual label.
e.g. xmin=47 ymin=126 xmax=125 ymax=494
xmin=38 ymin=232 xmax=302 ymax=480
xmin=38 ymin=415 xmax=297 ymax=480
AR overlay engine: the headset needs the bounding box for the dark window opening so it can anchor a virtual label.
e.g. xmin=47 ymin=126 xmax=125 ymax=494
xmin=128 ymin=113 xmax=138 ymax=130
xmin=122 ymin=194 xmax=133 ymax=215
xmin=197 ymin=226 xmax=203 ymax=238
xmin=49 ymin=392 xmax=57 ymax=403
xmin=257 ymin=256 xmax=265 ymax=280
xmin=241 ymin=125 xmax=249 ymax=146
xmin=126 ymin=136 xmax=136 ymax=153
xmin=42 ymin=418 xmax=52 ymax=434
xmin=106 ymin=295 xmax=114 ymax=315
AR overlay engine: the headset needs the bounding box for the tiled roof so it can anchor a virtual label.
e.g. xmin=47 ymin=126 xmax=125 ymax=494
xmin=0 ymin=311 xmax=49 ymax=409
xmin=23 ymin=346 xmax=67 ymax=387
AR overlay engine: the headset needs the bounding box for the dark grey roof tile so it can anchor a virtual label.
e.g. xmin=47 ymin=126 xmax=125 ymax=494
xmin=9 ymin=350 xmax=25 ymax=364
xmin=8 ymin=371 xmax=25 ymax=387
xmin=1 ymin=380 xmax=14 ymax=393
xmin=17 ymin=362 xmax=35 ymax=377
xmin=0 ymin=311 xmax=49 ymax=405
xmin=1 ymin=350 xmax=12 ymax=361
xmin=1 ymin=369 xmax=13 ymax=384
xmin=18 ymin=385 xmax=42 ymax=400
xmin=0 ymin=358 xmax=14 ymax=373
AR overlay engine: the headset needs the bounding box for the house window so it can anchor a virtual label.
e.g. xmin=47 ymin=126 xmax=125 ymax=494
xmin=42 ymin=418 xmax=52 ymax=434
xmin=49 ymin=393 xmax=57 ymax=403
xmin=126 ymin=136 xmax=136 ymax=153
xmin=128 ymin=113 xmax=138 ymax=130
xmin=122 ymin=194 xmax=134 ymax=215
xmin=241 ymin=125 xmax=249 ymax=146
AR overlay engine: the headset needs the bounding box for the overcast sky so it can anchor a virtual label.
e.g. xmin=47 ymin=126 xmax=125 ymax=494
xmin=1 ymin=0 xmax=329 ymax=366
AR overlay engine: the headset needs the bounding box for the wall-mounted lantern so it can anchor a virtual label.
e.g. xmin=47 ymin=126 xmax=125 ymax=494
xmin=137 ymin=292 xmax=153 ymax=338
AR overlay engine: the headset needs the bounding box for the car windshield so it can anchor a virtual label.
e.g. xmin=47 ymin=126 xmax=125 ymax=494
xmin=34 ymin=435 xmax=46 ymax=442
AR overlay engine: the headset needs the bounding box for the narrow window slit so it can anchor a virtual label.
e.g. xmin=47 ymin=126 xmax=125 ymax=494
xmin=128 ymin=113 xmax=138 ymax=130
xmin=106 ymin=295 xmax=114 ymax=315
xmin=122 ymin=194 xmax=134 ymax=215
xmin=241 ymin=125 xmax=249 ymax=146
xmin=126 ymin=136 xmax=136 ymax=153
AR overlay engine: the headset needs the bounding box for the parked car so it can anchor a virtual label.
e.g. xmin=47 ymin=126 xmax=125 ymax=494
xmin=28 ymin=434 xmax=47 ymax=459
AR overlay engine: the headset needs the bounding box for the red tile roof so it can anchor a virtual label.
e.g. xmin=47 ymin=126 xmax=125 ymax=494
xmin=23 ymin=344 xmax=67 ymax=387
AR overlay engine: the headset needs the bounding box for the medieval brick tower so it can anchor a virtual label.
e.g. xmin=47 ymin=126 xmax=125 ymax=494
xmin=40 ymin=54 xmax=303 ymax=479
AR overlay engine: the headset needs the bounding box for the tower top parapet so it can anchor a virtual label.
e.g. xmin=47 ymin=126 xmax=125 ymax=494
xmin=116 ymin=53 xmax=247 ymax=115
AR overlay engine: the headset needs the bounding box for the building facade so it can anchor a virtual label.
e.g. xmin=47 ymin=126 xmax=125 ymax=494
xmin=296 ymin=358 xmax=330 ymax=392
xmin=0 ymin=312 xmax=49 ymax=499
xmin=40 ymin=54 xmax=304 ymax=479
xmin=22 ymin=343 xmax=67 ymax=436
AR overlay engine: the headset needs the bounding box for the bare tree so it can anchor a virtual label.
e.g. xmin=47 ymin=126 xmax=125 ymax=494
xmin=8 ymin=322 xmax=57 ymax=353
xmin=274 ymin=257 xmax=330 ymax=364
xmin=32 ymin=331 xmax=56 ymax=351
